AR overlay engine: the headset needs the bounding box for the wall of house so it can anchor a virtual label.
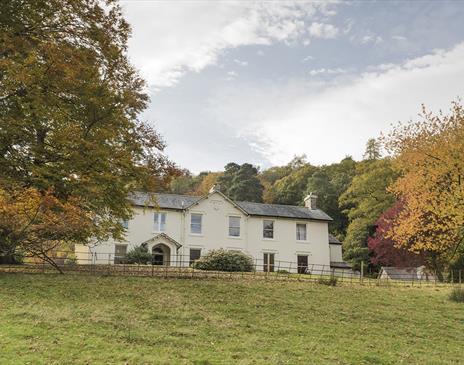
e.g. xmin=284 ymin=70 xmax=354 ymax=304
xmin=76 ymin=191 xmax=334 ymax=269
xmin=245 ymin=217 xmax=330 ymax=270
xmin=329 ymin=244 xmax=343 ymax=262
xmin=180 ymin=192 xmax=248 ymax=262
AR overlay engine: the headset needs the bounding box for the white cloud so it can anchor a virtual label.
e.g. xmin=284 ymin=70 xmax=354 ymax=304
xmin=234 ymin=59 xmax=248 ymax=66
xmin=309 ymin=67 xmax=346 ymax=76
xmin=302 ymin=55 xmax=315 ymax=62
xmin=206 ymin=43 xmax=464 ymax=165
xmin=122 ymin=1 xmax=338 ymax=88
xmin=308 ymin=22 xmax=339 ymax=39
xmin=226 ymin=70 xmax=238 ymax=81
xmin=361 ymin=34 xmax=383 ymax=44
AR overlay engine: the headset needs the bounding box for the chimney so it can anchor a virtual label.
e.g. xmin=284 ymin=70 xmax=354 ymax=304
xmin=304 ymin=193 xmax=317 ymax=210
xmin=209 ymin=184 xmax=221 ymax=194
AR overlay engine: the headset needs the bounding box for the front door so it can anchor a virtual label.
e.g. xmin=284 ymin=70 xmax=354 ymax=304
xmin=297 ymin=255 xmax=308 ymax=274
xmin=152 ymin=247 xmax=164 ymax=265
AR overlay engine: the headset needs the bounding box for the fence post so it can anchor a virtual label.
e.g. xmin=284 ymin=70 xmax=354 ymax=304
xmin=360 ymin=261 xmax=364 ymax=285
xmin=459 ymin=270 xmax=462 ymax=287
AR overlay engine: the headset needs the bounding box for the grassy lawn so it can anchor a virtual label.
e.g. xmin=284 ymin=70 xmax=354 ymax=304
xmin=0 ymin=274 xmax=462 ymax=365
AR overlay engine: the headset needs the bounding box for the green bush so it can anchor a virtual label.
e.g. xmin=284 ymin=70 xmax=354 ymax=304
xmin=0 ymin=251 xmax=24 ymax=265
xmin=125 ymin=245 xmax=152 ymax=265
xmin=194 ymin=249 xmax=254 ymax=272
xmin=449 ymin=288 xmax=464 ymax=303
xmin=64 ymin=254 xmax=77 ymax=266
xmin=317 ymin=277 xmax=338 ymax=286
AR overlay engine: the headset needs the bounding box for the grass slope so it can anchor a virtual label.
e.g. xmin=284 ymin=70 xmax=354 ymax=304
xmin=0 ymin=274 xmax=462 ymax=365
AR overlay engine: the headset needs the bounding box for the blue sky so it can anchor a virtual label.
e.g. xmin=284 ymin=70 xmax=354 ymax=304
xmin=121 ymin=1 xmax=464 ymax=172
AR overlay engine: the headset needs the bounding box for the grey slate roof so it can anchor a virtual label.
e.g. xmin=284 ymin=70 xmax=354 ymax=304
xmin=235 ymin=201 xmax=332 ymax=221
xmin=129 ymin=192 xmax=201 ymax=210
xmin=329 ymin=234 xmax=342 ymax=245
xmin=129 ymin=192 xmax=332 ymax=221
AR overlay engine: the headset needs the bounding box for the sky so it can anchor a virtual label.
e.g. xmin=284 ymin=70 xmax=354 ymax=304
xmin=120 ymin=0 xmax=464 ymax=173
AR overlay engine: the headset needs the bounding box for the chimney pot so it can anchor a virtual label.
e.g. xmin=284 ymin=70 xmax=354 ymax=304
xmin=209 ymin=184 xmax=221 ymax=194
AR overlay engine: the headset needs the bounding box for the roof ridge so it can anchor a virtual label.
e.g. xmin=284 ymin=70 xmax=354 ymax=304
xmin=236 ymin=200 xmax=308 ymax=209
xmin=154 ymin=192 xmax=201 ymax=199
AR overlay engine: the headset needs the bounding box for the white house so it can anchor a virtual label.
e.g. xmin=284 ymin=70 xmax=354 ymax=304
xmin=75 ymin=186 xmax=350 ymax=273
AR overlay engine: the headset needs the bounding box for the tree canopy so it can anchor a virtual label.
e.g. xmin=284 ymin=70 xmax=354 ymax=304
xmin=339 ymin=159 xmax=397 ymax=269
xmin=217 ymin=163 xmax=264 ymax=202
xmin=0 ymin=0 xmax=174 ymax=261
xmin=384 ymin=102 xmax=464 ymax=275
xmin=368 ymin=201 xmax=424 ymax=268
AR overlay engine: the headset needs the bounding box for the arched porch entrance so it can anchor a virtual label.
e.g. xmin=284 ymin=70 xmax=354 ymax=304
xmin=152 ymin=244 xmax=170 ymax=266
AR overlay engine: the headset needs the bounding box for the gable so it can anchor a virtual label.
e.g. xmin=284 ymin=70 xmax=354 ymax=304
xmin=187 ymin=191 xmax=247 ymax=217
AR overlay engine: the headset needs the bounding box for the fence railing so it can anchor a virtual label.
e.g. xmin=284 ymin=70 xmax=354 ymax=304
xmin=0 ymin=249 xmax=462 ymax=287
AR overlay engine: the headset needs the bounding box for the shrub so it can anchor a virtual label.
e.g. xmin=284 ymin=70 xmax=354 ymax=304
xmin=125 ymin=245 xmax=152 ymax=265
xmin=317 ymin=277 xmax=338 ymax=286
xmin=449 ymin=288 xmax=464 ymax=303
xmin=0 ymin=251 xmax=24 ymax=265
xmin=64 ymin=254 xmax=77 ymax=266
xmin=194 ymin=249 xmax=254 ymax=272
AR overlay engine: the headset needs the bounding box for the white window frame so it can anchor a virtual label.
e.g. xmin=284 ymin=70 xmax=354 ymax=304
xmin=190 ymin=213 xmax=203 ymax=235
xmin=228 ymin=216 xmax=241 ymax=237
xmin=263 ymin=220 xmax=274 ymax=239
xmin=296 ymin=223 xmax=307 ymax=241
xmin=154 ymin=212 xmax=167 ymax=232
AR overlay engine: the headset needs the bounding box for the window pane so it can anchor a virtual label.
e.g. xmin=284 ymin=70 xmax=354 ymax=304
xmin=229 ymin=227 xmax=240 ymax=237
xmin=263 ymin=220 xmax=274 ymax=239
xmin=189 ymin=248 xmax=201 ymax=266
xmin=229 ymin=216 xmax=240 ymax=237
xmin=154 ymin=213 xmax=159 ymax=230
xmin=296 ymin=223 xmax=306 ymax=241
xmin=263 ymin=220 xmax=273 ymax=230
xmin=160 ymin=213 xmax=166 ymax=232
xmin=191 ymin=214 xmax=202 ymax=234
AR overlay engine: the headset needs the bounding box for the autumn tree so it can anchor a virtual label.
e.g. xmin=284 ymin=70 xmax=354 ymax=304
xmin=193 ymin=172 xmax=223 ymax=196
xmin=0 ymin=187 xmax=91 ymax=272
xmin=0 ymin=0 xmax=173 ymax=265
xmin=368 ymin=201 xmax=424 ymax=268
xmin=384 ymin=102 xmax=464 ymax=277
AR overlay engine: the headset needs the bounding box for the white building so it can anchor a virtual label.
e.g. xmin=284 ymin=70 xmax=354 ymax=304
xmin=75 ymin=186 xmax=350 ymax=273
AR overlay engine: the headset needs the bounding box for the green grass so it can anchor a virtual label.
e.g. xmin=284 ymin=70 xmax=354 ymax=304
xmin=0 ymin=274 xmax=462 ymax=365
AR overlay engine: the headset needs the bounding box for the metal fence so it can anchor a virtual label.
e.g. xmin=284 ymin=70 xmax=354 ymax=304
xmin=0 ymin=250 xmax=462 ymax=288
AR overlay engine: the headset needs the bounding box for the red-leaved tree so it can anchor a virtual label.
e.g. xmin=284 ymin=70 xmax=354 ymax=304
xmin=368 ymin=201 xmax=424 ymax=267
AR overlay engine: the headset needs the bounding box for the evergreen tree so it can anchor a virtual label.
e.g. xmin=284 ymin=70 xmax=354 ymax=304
xmin=217 ymin=163 xmax=264 ymax=202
